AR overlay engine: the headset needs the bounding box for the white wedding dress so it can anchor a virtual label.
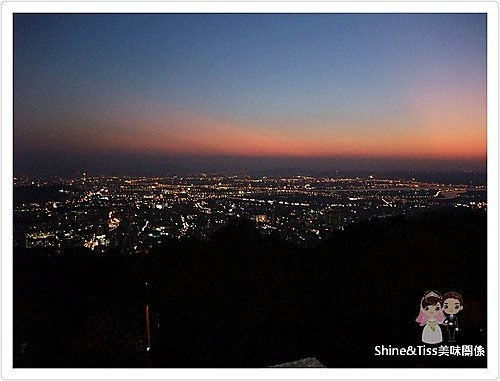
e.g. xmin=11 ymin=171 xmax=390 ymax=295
xmin=422 ymin=318 xmax=442 ymax=344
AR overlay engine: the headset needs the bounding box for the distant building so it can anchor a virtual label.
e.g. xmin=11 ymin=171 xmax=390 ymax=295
xmin=26 ymin=232 xmax=57 ymax=248
xmin=255 ymin=214 xmax=268 ymax=223
xmin=84 ymin=234 xmax=110 ymax=251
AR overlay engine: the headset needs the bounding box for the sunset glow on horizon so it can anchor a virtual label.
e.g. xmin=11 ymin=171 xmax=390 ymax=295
xmin=14 ymin=13 xmax=487 ymax=173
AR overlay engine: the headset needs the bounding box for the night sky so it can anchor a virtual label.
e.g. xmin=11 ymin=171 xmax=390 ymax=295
xmin=13 ymin=13 xmax=487 ymax=175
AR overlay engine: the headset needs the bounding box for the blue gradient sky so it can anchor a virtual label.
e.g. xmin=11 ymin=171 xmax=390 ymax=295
xmin=14 ymin=13 xmax=487 ymax=174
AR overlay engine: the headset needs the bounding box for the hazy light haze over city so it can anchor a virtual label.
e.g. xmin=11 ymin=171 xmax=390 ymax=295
xmin=14 ymin=13 xmax=487 ymax=175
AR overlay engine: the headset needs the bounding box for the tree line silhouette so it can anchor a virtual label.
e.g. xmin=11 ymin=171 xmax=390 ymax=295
xmin=14 ymin=208 xmax=487 ymax=367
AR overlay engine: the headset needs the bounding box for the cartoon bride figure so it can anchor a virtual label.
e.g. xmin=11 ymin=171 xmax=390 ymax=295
xmin=415 ymin=290 xmax=445 ymax=344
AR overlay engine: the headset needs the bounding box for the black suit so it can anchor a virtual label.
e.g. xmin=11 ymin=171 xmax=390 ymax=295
xmin=443 ymin=314 xmax=458 ymax=342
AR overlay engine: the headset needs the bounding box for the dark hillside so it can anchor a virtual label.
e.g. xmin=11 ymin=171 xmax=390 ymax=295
xmin=14 ymin=209 xmax=487 ymax=367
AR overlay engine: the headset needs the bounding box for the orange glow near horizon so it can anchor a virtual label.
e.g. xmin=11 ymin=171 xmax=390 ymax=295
xmin=15 ymin=83 xmax=486 ymax=161
xmin=15 ymin=109 xmax=486 ymax=161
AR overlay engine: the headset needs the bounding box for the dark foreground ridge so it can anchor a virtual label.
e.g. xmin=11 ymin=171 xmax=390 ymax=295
xmin=14 ymin=209 xmax=487 ymax=368
xmin=271 ymin=357 xmax=325 ymax=367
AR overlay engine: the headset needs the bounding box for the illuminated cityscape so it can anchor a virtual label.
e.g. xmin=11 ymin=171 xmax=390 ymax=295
xmin=14 ymin=173 xmax=487 ymax=252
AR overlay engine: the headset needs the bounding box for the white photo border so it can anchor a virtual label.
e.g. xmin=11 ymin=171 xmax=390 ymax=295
xmin=1 ymin=1 xmax=498 ymax=380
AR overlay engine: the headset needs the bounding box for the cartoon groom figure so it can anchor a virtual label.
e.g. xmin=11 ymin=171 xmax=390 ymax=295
xmin=442 ymin=292 xmax=463 ymax=343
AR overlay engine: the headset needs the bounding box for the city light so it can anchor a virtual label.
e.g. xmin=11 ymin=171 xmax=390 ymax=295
xmin=13 ymin=174 xmax=487 ymax=253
